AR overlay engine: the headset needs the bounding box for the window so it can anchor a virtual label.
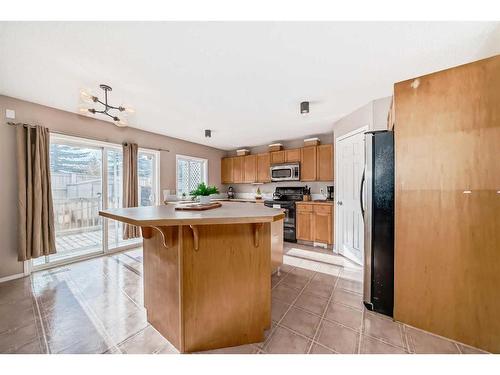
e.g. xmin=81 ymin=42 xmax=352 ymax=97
xmin=176 ymin=155 xmax=208 ymax=197
xmin=33 ymin=134 xmax=160 ymax=269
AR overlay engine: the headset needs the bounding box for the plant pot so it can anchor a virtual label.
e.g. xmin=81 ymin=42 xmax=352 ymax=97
xmin=199 ymin=196 xmax=211 ymax=205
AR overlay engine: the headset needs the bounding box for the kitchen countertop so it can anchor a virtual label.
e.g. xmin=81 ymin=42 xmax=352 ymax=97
xmin=99 ymin=201 xmax=284 ymax=227
xmin=296 ymin=200 xmax=335 ymax=206
xmin=212 ymin=198 xmax=265 ymax=203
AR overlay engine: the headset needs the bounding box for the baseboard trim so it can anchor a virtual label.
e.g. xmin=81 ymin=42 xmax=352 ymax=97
xmin=0 ymin=272 xmax=26 ymax=284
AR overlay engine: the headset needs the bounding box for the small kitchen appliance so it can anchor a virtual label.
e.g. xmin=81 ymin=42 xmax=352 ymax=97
xmin=270 ymin=163 xmax=300 ymax=182
xmin=227 ymin=186 xmax=235 ymax=199
xmin=326 ymin=186 xmax=334 ymax=201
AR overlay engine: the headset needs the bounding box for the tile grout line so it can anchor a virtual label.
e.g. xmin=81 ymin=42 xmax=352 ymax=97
xmin=263 ymin=270 xmax=318 ymax=353
xmin=306 ymin=268 xmax=342 ymax=353
xmin=402 ymin=321 xmax=488 ymax=354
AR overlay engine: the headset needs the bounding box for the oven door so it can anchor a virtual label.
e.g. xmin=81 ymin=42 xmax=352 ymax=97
xmin=271 ymin=167 xmax=293 ymax=181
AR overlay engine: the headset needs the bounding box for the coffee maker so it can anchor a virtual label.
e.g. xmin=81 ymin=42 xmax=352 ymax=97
xmin=326 ymin=185 xmax=334 ymax=201
xmin=227 ymin=186 xmax=235 ymax=199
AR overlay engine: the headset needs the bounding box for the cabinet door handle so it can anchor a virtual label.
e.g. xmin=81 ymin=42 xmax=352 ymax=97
xmin=337 ymin=201 xmax=343 ymax=206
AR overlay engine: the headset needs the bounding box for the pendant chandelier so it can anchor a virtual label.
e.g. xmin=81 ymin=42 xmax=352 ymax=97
xmin=79 ymin=84 xmax=134 ymax=127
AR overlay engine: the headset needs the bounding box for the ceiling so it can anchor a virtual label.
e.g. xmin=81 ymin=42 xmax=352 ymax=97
xmin=1 ymin=22 xmax=499 ymax=150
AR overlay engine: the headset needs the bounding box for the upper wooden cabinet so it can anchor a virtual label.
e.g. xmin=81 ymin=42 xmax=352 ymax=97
xmin=270 ymin=151 xmax=285 ymax=164
xmin=232 ymin=156 xmax=244 ymax=183
xmin=221 ymin=143 xmax=334 ymax=184
xmin=300 ymin=146 xmax=317 ymax=181
xmin=285 ymin=149 xmax=301 ymax=162
xmin=317 ymin=144 xmax=334 ymax=181
xmin=243 ymin=155 xmax=257 ymax=183
xmin=221 ymin=157 xmax=233 ymax=184
xmin=257 ymin=153 xmax=271 ymax=183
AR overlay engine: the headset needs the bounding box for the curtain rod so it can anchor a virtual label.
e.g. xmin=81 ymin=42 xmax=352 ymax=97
xmin=6 ymin=121 xmax=170 ymax=153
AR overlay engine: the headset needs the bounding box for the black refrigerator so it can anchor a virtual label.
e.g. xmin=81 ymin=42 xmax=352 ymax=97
xmin=362 ymin=130 xmax=395 ymax=317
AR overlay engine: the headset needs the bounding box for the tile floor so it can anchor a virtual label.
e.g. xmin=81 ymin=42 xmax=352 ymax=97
xmin=0 ymin=243 xmax=487 ymax=354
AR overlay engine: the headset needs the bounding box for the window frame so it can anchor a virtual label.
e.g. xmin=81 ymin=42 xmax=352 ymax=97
xmin=175 ymin=154 xmax=209 ymax=197
xmin=32 ymin=133 xmax=161 ymax=271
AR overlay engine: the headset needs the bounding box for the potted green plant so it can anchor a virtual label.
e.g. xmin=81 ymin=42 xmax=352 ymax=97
xmin=190 ymin=182 xmax=219 ymax=204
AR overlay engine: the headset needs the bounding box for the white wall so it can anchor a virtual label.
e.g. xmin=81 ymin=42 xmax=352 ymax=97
xmin=333 ymin=96 xmax=392 ymax=140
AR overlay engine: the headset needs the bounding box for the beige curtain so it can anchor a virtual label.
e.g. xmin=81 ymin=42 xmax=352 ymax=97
xmin=123 ymin=142 xmax=140 ymax=239
xmin=16 ymin=124 xmax=56 ymax=261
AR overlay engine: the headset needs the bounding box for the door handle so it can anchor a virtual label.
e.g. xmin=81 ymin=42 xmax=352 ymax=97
xmin=360 ymin=169 xmax=366 ymax=219
xmin=337 ymin=201 xmax=343 ymax=206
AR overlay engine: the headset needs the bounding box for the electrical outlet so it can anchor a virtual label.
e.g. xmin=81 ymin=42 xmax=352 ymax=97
xmin=6 ymin=109 xmax=15 ymax=119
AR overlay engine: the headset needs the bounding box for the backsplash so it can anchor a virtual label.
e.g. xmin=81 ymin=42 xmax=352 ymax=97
xmin=222 ymin=180 xmax=334 ymax=200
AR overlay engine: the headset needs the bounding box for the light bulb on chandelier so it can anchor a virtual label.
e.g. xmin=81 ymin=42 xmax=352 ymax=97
xmin=78 ymin=84 xmax=134 ymax=127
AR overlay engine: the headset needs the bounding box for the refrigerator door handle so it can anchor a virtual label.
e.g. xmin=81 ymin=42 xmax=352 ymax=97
xmin=360 ymin=169 xmax=365 ymax=219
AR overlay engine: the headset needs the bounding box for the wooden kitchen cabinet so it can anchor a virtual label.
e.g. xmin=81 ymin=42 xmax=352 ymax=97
xmin=317 ymin=144 xmax=333 ymax=181
xmin=296 ymin=203 xmax=333 ymax=245
xmin=232 ymin=156 xmax=244 ymax=183
xmin=221 ymin=143 xmax=333 ymax=184
xmin=300 ymin=146 xmax=317 ymax=181
xmin=285 ymin=148 xmax=301 ymax=162
xmin=221 ymin=157 xmax=233 ymax=184
xmin=256 ymin=153 xmax=271 ymax=182
xmin=313 ymin=205 xmax=333 ymax=244
xmin=270 ymin=151 xmax=285 ymax=164
xmin=394 ymin=55 xmax=500 ymax=353
xmin=296 ymin=204 xmax=314 ymax=242
xmin=243 ymin=155 xmax=257 ymax=183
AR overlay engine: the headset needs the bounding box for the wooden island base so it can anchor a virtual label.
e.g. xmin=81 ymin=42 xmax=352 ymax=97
xmin=141 ymin=222 xmax=273 ymax=353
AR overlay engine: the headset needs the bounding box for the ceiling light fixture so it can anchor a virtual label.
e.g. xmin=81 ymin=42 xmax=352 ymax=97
xmin=79 ymin=84 xmax=134 ymax=127
xmin=300 ymin=101 xmax=309 ymax=114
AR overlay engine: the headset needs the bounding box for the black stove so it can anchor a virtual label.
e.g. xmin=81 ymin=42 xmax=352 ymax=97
xmin=264 ymin=186 xmax=304 ymax=242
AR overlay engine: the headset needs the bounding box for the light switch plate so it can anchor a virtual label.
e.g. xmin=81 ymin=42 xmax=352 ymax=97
xmin=6 ymin=109 xmax=15 ymax=119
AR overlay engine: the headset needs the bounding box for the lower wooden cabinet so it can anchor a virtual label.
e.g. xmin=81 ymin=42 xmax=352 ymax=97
xmin=296 ymin=206 xmax=314 ymax=241
xmin=296 ymin=203 xmax=333 ymax=245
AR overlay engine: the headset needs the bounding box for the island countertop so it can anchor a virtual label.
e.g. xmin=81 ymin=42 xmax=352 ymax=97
xmin=99 ymin=201 xmax=284 ymax=227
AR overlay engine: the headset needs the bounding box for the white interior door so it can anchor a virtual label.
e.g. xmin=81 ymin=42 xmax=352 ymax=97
xmin=335 ymin=128 xmax=366 ymax=265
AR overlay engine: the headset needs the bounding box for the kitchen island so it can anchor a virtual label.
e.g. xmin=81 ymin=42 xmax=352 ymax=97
xmin=99 ymin=202 xmax=284 ymax=353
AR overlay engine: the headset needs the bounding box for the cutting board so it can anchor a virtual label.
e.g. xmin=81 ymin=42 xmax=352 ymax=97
xmin=174 ymin=202 xmax=222 ymax=211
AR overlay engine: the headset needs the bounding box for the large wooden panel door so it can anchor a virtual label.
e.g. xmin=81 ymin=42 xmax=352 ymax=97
xmin=257 ymin=153 xmax=270 ymax=182
xmin=317 ymin=144 xmax=334 ymax=181
xmin=221 ymin=157 xmax=233 ymax=184
xmin=300 ymin=146 xmax=317 ymax=181
xmin=335 ymin=130 xmax=365 ymax=264
xmin=243 ymin=155 xmax=257 ymax=183
xmin=394 ymin=55 xmax=500 ymax=353
xmin=232 ymin=156 xmax=244 ymax=183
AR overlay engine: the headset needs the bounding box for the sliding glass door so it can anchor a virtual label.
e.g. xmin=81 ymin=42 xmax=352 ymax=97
xmin=34 ymin=134 xmax=159 ymax=269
